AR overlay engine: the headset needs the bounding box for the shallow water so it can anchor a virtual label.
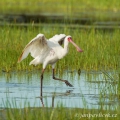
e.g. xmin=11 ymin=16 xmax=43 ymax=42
xmin=0 ymin=70 xmax=119 ymax=109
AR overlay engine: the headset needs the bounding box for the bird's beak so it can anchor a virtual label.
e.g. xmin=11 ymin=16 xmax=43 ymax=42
xmin=69 ymin=39 xmax=83 ymax=52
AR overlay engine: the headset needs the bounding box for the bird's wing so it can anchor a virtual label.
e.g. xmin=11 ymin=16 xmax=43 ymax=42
xmin=49 ymin=34 xmax=66 ymax=45
xmin=18 ymin=34 xmax=50 ymax=63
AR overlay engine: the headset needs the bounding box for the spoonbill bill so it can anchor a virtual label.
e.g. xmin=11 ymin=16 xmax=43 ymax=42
xmin=18 ymin=34 xmax=83 ymax=97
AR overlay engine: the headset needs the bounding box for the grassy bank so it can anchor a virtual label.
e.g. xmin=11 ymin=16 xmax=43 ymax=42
xmin=0 ymin=25 xmax=119 ymax=72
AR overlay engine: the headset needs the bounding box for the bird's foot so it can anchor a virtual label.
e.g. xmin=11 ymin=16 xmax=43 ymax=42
xmin=40 ymin=97 xmax=44 ymax=107
xmin=65 ymin=80 xmax=73 ymax=87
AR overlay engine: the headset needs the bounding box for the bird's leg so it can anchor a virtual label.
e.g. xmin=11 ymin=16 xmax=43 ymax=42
xmin=52 ymin=69 xmax=73 ymax=87
xmin=40 ymin=69 xmax=45 ymax=107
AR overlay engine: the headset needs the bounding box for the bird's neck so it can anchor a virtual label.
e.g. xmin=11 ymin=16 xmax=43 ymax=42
xmin=63 ymin=41 xmax=69 ymax=56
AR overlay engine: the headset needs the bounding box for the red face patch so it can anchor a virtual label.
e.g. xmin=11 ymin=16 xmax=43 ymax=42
xmin=68 ymin=37 xmax=72 ymax=42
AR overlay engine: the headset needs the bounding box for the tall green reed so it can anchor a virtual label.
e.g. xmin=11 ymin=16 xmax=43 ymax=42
xmin=0 ymin=25 xmax=120 ymax=72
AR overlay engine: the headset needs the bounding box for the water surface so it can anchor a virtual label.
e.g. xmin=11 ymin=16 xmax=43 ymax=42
xmin=0 ymin=70 xmax=119 ymax=109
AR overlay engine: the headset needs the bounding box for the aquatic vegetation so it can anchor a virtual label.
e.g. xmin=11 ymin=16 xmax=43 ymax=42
xmin=1 ymin=93 xmax=120 ymax=120
xmin=0 ymin=59 xmax=120 ymax=120
xmin=0 ymin=106 xmax=118 ymax=120
xmin=0 ymin=25 xmax=120 ymax=72
xmin=0 ymin=71 xmax=119 ymax=120
xmin=0 ymin=1 xmax=120 ymax=119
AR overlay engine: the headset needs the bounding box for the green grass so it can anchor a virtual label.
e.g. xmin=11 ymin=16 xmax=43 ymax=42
xmin=0 ymin=107 xmax=119 ymax=120
xmin=0 ymin=25 xmax=120 ymax=72
xmin=0 ymin=26 xmax=119 ymax=120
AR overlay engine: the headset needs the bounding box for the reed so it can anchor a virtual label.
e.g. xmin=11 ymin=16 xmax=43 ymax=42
xmin=0 ymin=25 xmax=120 ymax=72
xmin=1 ymin=98 xmax=119 ymax=120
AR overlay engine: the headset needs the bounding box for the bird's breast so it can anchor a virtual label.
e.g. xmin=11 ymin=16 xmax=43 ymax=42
xmin=44 ymin=49 xmax=58 ymax=64
xmin=49 ymin=49 xmax=55 ymax=56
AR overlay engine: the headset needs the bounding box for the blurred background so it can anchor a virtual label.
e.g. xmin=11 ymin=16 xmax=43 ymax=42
xmin=0 ymin=0 xmax=120 ymax=25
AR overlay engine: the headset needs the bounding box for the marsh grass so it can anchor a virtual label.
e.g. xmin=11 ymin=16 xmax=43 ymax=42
xmin=0 ymin=25 xmax=120 ymax=72
xmin=0 ymin=61 xmax=120 ymax=120
xmin=1 ymin=103 xmax=119 ymax=120
xmin=0 ymin=32 xmax=119 ymax=120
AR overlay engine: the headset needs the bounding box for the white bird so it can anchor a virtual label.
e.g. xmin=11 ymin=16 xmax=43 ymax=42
xmin=18 ymin=33 xmax=83 ymax=99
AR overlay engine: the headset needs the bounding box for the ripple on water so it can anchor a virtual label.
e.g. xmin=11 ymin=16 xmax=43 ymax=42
xmin=0 ymin=70 xmax=119 ymax=109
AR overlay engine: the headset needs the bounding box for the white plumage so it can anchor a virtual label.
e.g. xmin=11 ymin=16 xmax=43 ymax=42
xmin=18 ymin=33 xmax=83 ymax=92
xmin=18 ymin=33 xmax=83 ymax=69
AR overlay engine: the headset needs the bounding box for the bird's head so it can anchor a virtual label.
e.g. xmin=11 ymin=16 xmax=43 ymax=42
xmin=66 ymin=36 xmax=83 ymax=52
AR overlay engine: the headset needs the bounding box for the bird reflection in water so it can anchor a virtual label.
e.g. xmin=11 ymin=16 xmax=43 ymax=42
xmin=40 ymin=89 xmax=73 ymax=107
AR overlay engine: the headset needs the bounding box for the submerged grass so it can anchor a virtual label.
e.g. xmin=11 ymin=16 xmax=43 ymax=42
xmin=0 ymin=25 xmax=120 ymax=72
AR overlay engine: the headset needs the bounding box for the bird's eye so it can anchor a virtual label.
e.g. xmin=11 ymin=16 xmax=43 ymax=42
xmin=68 ymin=37 xmax=71 ymax=42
